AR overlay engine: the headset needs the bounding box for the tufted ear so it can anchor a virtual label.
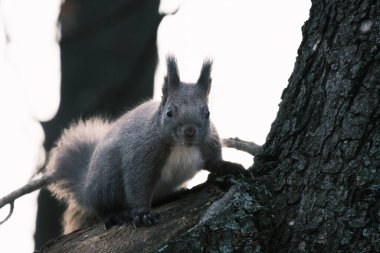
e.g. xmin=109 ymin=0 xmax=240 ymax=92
xmin=162 ymin=55 xmax=180 ymax=99
xmin=197 ymin=59 xmax=213 ymax=95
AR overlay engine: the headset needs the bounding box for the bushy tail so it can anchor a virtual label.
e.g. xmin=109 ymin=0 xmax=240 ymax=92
xmin=46 ymin=118 xmax=112 ymax=204
xmin=0 ymin=118 xmax=112 ymax=226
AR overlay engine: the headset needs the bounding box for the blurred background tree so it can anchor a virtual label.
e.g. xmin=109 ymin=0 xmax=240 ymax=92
xmin=35 ymin=0 xmax=161 ymax=248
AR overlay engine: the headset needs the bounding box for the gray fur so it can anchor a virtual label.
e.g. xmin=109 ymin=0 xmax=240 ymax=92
xmin=45 ymin=56 xmax=248 ymax=233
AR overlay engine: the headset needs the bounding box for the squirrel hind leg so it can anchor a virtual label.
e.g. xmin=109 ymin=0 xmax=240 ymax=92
xmin=62 ymin=204 xmax=98 ymax=234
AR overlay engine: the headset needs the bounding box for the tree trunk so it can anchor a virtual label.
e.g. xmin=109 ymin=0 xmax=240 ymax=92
xmin=253 ymin=0 xmax=380 ymax=252
xmin=38 ymin=0 xmax=380 ymax=252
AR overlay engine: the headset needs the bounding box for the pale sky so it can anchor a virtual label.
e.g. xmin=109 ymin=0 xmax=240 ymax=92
xmin=0 ymin=0 xmax=311 ymax=251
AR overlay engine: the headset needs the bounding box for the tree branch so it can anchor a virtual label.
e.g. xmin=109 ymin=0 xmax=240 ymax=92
xmin=222 ymin=137 xmax=262 ymax=156
xmin=0 ymin=174 xmax=53 ymax=224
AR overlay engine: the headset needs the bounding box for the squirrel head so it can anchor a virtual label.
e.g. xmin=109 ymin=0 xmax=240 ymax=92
xmin=160 ymin=55 xmax=213 ymax=147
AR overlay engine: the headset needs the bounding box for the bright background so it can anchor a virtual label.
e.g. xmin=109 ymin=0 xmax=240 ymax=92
xmin=0 ymin=0 xmax=310 ymax=251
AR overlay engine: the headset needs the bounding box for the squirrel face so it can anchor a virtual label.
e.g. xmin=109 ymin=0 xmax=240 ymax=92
xmin=161 ymin=86 xmax=211 ymax=146
xmin=160 ymin=56 xmax=213 ymax=147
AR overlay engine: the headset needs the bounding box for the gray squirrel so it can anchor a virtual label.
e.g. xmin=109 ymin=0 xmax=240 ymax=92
xmin=0 ymin=56 xmax=252 ymax=234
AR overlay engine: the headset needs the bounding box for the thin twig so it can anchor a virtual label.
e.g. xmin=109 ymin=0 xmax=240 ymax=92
xmin=0 ymin=174 xmax=53 ymax=224
xmin=222 ymin=137 xmax=262 ymax=156
xmin=0 ymin=201 xmax=13 ymax=225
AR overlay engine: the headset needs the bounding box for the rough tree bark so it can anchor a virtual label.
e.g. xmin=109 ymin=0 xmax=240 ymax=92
xmin=38 ymin=0 xmax=380 ymax=252
xmin=253 ymin=0 xmax=380 ymax=252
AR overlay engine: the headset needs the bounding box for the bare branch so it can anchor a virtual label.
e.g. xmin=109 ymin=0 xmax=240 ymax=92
xmin=0 ymin=202 xmax=13 ymax=225
xmin=0 ymin=174 xmax=53 ymax=224
xmin=222 ymin=137 xmax=262 ymax=156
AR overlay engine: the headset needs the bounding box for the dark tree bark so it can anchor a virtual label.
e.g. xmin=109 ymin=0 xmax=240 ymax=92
xmin=253 ymin=0 xmax=380 ymax=252
xmin=37 ymin=0 xmax=380 ymax=252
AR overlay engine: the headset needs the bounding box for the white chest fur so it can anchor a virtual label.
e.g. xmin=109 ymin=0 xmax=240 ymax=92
xmin=152 ymin=145 xmax=204 ymax=202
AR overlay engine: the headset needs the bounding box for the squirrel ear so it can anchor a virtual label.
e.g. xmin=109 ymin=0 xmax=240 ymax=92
xmin=197 ymin=59 xmax=213 ymax=95
xmin=163 ymin=55 xmax=180 ymax=98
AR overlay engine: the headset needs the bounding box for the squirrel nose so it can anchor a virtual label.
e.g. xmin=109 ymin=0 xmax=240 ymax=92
xmin=184 ymin=126 xmax=196 ymax=138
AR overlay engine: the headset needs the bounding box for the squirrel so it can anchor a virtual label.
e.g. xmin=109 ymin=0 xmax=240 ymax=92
xmin=0 ymin=56 xmax=252 ymax=234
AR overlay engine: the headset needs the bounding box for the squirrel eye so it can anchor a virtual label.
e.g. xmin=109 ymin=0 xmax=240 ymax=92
xmin=166 ymin=108 xmax=173 ymax=118
xmin=205 ymin=109 xmax=210 ymax=119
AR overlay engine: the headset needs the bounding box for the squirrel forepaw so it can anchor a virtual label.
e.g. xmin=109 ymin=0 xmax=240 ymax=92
xmin=131 ymin=209 xmax=160 ymax=228
xmin=211 ymin=160 xmax=253 ymax=179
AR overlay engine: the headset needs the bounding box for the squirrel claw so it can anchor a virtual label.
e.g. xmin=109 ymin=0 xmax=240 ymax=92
xmin=133 ymin=210 xmax=160 ymax=228
xmin=211 ymin=160 xmax=253 ymax=180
